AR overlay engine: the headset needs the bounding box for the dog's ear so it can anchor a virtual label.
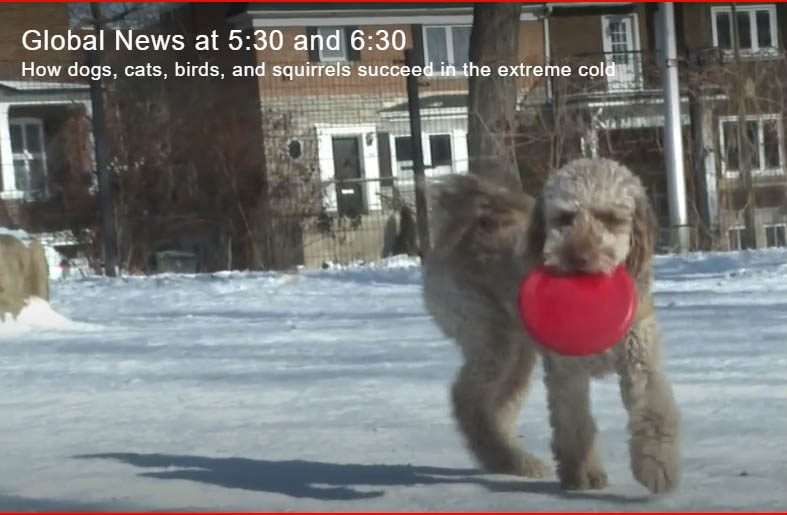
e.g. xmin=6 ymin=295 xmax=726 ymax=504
xmin=428 ymin=174 xmax=484 ymax=256
xmin=625 ymin=190 xmax=657 ymax=282
xmin=428 ymin=174 xmax=532 ymax=261
xmin=524 ymin=195 xmax=546 ymax=262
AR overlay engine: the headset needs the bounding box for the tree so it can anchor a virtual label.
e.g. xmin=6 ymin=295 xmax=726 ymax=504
xmin=730 ymin=3 xmax=757 ymax=249
xmin=467 ymin=3 xmax=523 ymax=190
xmin=69 ymin=3 xmax=162 ymax=275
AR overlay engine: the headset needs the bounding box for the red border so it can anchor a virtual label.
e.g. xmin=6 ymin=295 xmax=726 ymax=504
xmin=6 ymin=1 xmax=786 ymax=3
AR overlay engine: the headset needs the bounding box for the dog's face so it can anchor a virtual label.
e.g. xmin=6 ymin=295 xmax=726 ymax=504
xmin=527 ymin=158 xmax=656 ymax=279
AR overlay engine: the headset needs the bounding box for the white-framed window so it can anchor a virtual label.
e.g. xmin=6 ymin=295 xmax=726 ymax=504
xmin=423 ymin=25 xmax=471 ymax=70
xmin=764 ymin=223 xmax=786 ymax=247
xmin=317 ymin=26 xmax=347 ymax=62
xmin=728 ymin=225 xmax=745 ymax=250
xmin=389 ymin=128 xmax=468 ymax=182
xmin=719 ymin=114 xmax=785 ymax=178
xmin=9 ymin=117 xmax=47 ymax=194
xmin=711 ymin=5 xmax=778 ymax=56
xmin=392 ymin=133 xmax=455 ymax=171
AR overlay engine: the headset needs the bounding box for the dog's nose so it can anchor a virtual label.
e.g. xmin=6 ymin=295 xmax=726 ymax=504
xmin=572 ymin=254 xmax=590 ymax=268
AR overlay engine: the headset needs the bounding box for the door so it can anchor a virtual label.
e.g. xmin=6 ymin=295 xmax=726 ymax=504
xmin=602 ymin=15 xmax=642 ymax=90
xmin=332 ymin=136 xmax=365 ymax=216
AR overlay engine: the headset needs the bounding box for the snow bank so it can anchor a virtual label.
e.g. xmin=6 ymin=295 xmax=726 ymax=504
xmin=319 ymin=254 xmax=422 ymax=270
xmin=0 ymin=297 xmax=98 ymax=337
xmin=653 ymin=248 xmax=787 ymax=297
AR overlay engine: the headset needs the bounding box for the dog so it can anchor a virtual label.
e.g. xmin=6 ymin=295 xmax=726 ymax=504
xmin=422 ymin=158 xmax=681 ymax=494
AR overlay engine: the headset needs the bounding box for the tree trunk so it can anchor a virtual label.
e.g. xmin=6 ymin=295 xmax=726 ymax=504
xmin=731 ymin=3 xmax=758 ymax=249
xmin=689 ymin=92 xmax=713 ymax=250
xmin=467 ymin=3 xmax=523 ymax=190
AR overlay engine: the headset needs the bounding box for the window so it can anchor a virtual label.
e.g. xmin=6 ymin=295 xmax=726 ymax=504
xmin=719 ymin=115 xmax=784 ymax=178
xmin=765 ymin=223 xmax=786 ymax=247
xmin=317 ymin=26 xmax=347 ymax=62
xmin=393 ymin=134 xmax=454 ymax=172
xmin=394 ymin=136 xmax=413 ymax=173
xmin=9 ymin=118 xmax=47 ymax=194
xmin=607 ymin=19 xmax=633 ymax=65
xmin=423 ymin=25 xmax=471 ymax=69
xmin=394 ymin=136 xmax=413 ymax=162
xmin=712 ymin=5 xmax=778 ymax=55
xmin=728 ymin=225 xmax=745 ymax=250
xmin=428 ymin=134 xmax=452 ymax=166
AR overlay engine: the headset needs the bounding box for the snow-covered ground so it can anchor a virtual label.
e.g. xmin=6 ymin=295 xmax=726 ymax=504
xmin=1 ymin=251 xmax=786 ymax=512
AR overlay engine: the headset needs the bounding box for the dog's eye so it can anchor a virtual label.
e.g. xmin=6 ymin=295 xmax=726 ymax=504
xmin=596 ymin=211 xmax=627 ymax=228
xmin=477 ymin=215 xmax=498 ymax=231
xmin=555 ymin=211 xmax=575 ymax=227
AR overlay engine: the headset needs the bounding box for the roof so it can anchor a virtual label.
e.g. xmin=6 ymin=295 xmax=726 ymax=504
xmin=227 ymin=2 xmax=633 ymax=18
xmin=379 ymin=93 xmax=468 ymax=113
xmin=227 ymin=3 xmax=478 ymax=17
xmin=0 ymin=80 xmax=89 ymax=92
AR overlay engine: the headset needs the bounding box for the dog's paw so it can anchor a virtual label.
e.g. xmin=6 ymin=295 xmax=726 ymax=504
xmin=559 ymin=464 xmax=608 ymax=490
xmin=631 ymin=438 xmax=681 ymax=494
xmin=516 ymin=453 xmax=552 ymax=478
xmin=481 ymin=450 xmax=551 ymax=478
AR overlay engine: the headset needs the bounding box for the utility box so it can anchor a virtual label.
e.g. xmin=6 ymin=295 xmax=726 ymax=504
xmin=155 ymin=251 xmax=197 ymax=274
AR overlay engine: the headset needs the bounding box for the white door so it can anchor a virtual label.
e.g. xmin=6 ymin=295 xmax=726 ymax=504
xmin=602 ymin=15 xmax=642 ymax=91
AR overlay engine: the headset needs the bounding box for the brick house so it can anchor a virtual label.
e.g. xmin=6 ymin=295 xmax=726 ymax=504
xmin=178 ymin=2 xmax=786 ymax=265
xmin=0 ymin=3 xmax=95 ymax=272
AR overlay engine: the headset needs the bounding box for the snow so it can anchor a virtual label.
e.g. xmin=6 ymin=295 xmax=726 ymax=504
xmin=0 ymin=226 xmax=32 ymax=246
xmin=1 ymin=250 xmax=786 ymax=512
xmin=1 ymin=297 xmax=98 ymax=335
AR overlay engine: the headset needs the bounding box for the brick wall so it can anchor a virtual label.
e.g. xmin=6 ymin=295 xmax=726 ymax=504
xmin=253 ymin=21 xmax=544 ymax=98
xmin=0 ymin=3 xmax=79 ymax=79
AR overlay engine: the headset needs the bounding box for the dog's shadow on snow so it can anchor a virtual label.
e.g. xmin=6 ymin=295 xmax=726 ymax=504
xmin=75 ymin=452 xmax=647 ymax=504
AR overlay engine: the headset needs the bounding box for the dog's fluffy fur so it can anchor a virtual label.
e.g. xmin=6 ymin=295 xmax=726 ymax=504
xmin=422 ymin=158 xmax=681 ymax=493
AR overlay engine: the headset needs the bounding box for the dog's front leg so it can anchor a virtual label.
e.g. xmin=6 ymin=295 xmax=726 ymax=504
xmin=616 ymin=316 xmax=681 ymax=494
xmin=452 ymin=342 xmax=549 ymax=478
xmin=543 ymin=356 xmax=608 ymax=490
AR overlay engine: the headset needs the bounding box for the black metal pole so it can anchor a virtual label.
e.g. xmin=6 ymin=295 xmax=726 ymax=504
xmin=89 ymin=3 xmax=118 ymax=276
xmin=405 ymin=46 xmax=430 ymax=255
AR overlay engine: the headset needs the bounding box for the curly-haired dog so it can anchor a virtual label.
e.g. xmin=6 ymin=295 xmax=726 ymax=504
xmin=422 ymin=158 xmax=681 ymax=493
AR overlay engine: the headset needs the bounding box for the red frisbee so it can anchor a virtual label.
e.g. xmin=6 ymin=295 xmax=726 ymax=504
xmin=518 ymin=263 xmax=637 ymax=356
